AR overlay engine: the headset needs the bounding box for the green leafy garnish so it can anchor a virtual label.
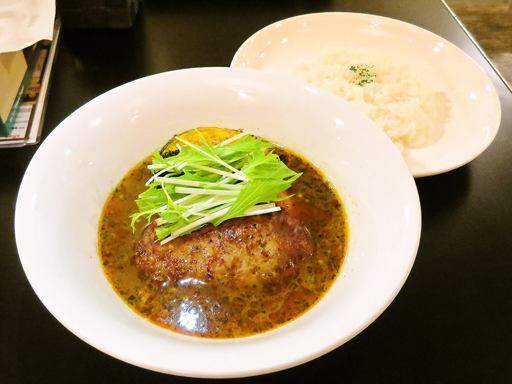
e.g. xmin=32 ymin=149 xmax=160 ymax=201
xmin=131 ymin=130 xmax=301 ymax=244
xmin=349 ymin=64 xmax=376 ymax=86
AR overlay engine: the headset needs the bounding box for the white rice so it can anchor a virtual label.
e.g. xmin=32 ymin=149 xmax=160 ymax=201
xmin=297 ymin=51 xmax=446 ymax=150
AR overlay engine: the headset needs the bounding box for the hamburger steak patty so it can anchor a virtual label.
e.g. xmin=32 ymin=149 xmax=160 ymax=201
xmin=135 ymin=210 xmax=313 ymax=287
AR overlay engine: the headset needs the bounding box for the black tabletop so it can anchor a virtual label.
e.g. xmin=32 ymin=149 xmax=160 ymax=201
xmin=1 ymin=1 xmax=511 ymax=383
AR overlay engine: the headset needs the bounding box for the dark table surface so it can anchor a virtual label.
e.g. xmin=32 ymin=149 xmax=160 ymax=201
xmin=1 ymin=1 xmax=511 ymax=383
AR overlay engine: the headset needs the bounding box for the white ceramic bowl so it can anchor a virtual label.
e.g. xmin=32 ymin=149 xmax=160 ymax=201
xmin=231 ymin=12 xmax=501 ymax=177
xmin=15 ymin=68 xmax=421 ymax=378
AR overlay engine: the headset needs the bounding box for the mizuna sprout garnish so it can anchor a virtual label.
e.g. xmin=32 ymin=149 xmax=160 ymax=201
xmin=131 ymin=130 xmax=301 ymax=244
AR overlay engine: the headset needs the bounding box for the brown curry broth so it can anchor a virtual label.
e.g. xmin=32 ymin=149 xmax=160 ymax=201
xmin=99 ymin=130 xmax=347 ymax=338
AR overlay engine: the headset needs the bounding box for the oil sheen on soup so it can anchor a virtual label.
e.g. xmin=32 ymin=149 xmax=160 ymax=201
xmin=99 ymin=128 xmax=348 ymax=338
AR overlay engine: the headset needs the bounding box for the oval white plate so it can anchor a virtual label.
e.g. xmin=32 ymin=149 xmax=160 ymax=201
xmin=231 ymin=12 xmax=501 ymax=177
xmin=16 ymin=68 xmax=420 ymax=378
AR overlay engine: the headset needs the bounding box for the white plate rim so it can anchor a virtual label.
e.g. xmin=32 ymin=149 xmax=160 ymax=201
xmin=14 ymin=67 xmax=422 ymax=378
xmin=231 ymin=11 xmax=502 ymax=178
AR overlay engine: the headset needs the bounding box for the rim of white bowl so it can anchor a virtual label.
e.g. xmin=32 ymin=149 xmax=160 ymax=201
xmin=231 ymin=12 xmax=502 ymax=178
xmin=15 ymin=67 xmax=422 ymax=378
